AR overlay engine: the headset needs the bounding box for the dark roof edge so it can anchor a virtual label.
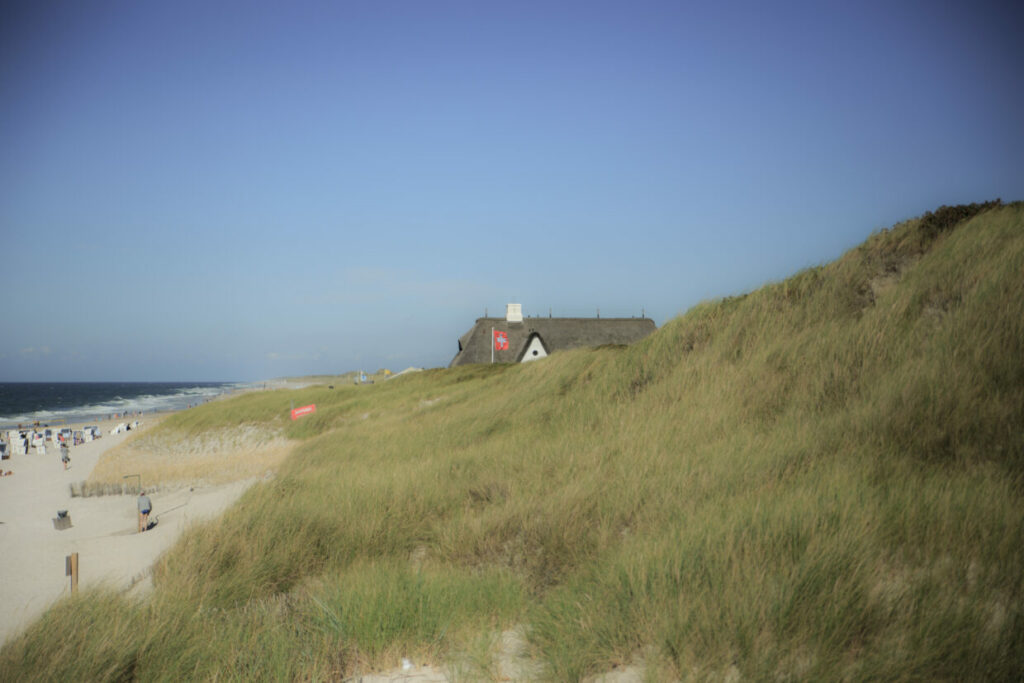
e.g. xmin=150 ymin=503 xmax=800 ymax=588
xmin=472 ymin=317 xmax=656 ymax=323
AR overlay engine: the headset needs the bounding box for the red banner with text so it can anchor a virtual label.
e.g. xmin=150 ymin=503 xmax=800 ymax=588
xmin=290 ymin=404 xmax=316 ymax=420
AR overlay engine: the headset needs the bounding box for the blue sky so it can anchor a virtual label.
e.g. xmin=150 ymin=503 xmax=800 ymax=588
xmin=1 ymin=0 xmax=1021 ymax=381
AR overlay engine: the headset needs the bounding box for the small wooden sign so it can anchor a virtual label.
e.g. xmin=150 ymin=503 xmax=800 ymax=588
xmin=66 ymin=553 xmax=79 ymax=593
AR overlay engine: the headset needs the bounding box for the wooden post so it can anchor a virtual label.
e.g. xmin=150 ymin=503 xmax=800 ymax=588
xmin=123 ymin=473 xmax=141 ymax=495
xmin=66 ymin=552 xmax=79 ymax=594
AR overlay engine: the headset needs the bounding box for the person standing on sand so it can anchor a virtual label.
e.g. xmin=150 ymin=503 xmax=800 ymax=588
xmin=138 ymin=491 xmax=152 ymax=532
xmin=60 ymin=443 xmax=70 ymax=470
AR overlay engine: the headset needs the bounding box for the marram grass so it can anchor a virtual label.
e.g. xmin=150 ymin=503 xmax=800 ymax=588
xmin=2 ymin=202 xmax=1022 ymax=680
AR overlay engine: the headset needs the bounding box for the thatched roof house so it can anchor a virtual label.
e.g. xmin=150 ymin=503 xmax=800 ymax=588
xmin=450 ymin=304 xmax=657 ymax=367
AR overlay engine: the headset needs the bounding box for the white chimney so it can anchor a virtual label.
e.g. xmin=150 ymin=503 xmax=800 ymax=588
xmin=506 ymin=303 xmax=523 ymax=323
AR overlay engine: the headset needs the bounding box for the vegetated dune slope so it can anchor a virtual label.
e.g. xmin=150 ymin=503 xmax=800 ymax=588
xmin=2 ymin=202 xmax=1022 ymax=681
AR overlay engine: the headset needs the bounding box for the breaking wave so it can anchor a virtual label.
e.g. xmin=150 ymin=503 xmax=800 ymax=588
xmin=0 ymin=382 xmax=249 ymax=427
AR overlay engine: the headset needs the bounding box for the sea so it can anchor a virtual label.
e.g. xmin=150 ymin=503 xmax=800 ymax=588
xmin=0 ymin=382 xmax=247 ymax=428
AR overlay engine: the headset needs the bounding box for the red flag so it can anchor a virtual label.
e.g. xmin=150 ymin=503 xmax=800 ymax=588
xmin=494 ymin=330 xmax=509 ymax=351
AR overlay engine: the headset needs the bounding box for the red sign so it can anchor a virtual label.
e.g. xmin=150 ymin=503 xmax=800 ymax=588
xmin=494 ymin=330 xmax=509 ymax=351
xmin=290 ymin=404 xmax=316 ymax=420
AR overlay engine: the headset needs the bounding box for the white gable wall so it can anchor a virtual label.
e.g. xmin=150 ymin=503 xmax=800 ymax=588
xmin=520 ymin=334 xmax=548 ymax=362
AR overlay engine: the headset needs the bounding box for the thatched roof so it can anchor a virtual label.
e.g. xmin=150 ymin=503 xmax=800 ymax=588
xmin=449 ymin=316 xmax=657 ymax=367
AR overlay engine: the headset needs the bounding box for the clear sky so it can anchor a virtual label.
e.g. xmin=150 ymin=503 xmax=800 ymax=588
xmin=1 ymin=0 xmax=1021 ymax=381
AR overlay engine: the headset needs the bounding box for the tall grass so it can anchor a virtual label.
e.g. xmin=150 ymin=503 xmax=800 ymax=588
xmin=3 ymin=202 xmax=1022 ymax=680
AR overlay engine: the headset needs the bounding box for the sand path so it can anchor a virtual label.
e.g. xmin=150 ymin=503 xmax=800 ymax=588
xmin=0 ymin=419 xmax=253 ymax=646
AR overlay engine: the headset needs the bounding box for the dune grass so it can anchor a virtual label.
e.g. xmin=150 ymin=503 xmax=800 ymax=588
xmin=2 ymin=202 xmax=1022 ymax=680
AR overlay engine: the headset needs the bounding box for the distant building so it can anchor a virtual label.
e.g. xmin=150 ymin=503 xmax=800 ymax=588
xmin=449 ymin=304 xmax=657 ymax=367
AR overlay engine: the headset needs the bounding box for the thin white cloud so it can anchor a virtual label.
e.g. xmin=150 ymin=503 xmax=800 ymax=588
xmin=318 ymin=268 xmax=497 ymax=307
xmin=265 ymin=351 xmax=323 ymax=362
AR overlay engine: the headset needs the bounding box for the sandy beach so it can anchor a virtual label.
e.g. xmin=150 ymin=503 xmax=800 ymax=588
xmin=0 ymin=417 xmax=255 ymax=646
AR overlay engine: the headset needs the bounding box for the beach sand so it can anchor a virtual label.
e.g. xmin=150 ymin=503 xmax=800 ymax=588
xmin=0 ymin=416 xmax=255 ymax=646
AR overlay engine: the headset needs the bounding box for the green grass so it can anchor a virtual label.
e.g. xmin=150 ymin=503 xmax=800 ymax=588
xmin=3 ymin=202 xmax=1022 ymax=680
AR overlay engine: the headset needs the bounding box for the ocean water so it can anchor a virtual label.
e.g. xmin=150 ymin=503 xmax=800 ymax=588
xmin=0 ymin=382 xmax=244 ymax=428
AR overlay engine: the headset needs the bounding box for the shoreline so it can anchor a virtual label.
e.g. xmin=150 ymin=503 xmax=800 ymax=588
xmin=0 ymin=381 xmax=258 ymax=432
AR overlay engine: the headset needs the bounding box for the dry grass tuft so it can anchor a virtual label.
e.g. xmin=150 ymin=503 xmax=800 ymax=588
xmin=88 ymin=424 xmax=292 ymax=488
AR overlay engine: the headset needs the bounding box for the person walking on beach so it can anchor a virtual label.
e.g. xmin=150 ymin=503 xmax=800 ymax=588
xmin=137 ymin=491 xmax=152 ymax=532
xmin=60 ymin=443 xmax=70 ymax=470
